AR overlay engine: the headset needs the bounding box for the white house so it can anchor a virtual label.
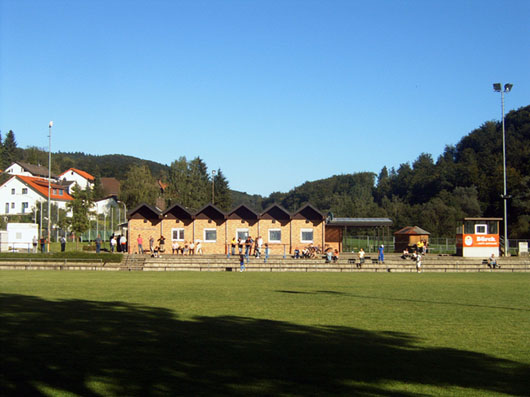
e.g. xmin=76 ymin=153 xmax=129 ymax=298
xmin=58 ymin=168 xmax=95 ymax=192
xmin=0 ymin=175 xmax=73 ymax=216
xmin=4 ymin=161 xmax=58 ymax=181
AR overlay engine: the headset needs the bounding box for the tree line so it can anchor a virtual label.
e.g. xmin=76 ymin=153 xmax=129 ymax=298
xmin=2 ymin=105 xmax=529 ymax=238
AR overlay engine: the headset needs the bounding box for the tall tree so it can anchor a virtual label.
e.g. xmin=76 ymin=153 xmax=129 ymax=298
xmin=66 ymin=185 xmax=94 ymax=249
xmin=213 ymin=169 xmax=232 ymax=211
xmin=2 ymin=130 xmax=17 ymax=168
xmin=120 ymin=165 xmax=159 ymax=208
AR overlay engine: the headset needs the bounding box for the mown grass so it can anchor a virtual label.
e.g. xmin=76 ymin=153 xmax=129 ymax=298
xmin=1 ymin=272 xmax=529 ymax=396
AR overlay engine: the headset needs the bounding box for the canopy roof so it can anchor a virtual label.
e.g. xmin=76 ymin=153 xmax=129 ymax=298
xmin=327 ymin=218 xmax=393 ymax=227
xmin=394 ymin=226 xmax=430 ymax=235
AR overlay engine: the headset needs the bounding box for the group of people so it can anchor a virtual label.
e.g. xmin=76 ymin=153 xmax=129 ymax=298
xmin=109 ymin=234 xmax=127 ymax=253
xmin=325 ymin=248 xmax=340 ymax=263
xmin=400 ymin=247 xmax=423 ymax=272
xmin=231 ymin=236 xmax=268 ymax=259
xmin=293 ymin=244 xmax=322 ymax=259
xmin=170 ymin=239 xmax=203 ymax=256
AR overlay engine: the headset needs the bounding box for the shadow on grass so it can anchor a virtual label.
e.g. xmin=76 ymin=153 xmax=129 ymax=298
xmin=277 ymin=290 xmax=530 ymax=312
xmin=1 ymin=294 xmax=528 ymax=396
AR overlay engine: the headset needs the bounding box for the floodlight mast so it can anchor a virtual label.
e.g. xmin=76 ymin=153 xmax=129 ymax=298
xmin=492 ymin=83 xmax=513 ymax=256
xmin=48 ymin=121 xmax=53 ymax=253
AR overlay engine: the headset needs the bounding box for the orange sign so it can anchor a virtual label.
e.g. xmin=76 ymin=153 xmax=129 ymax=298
xmin=462 ymin=234 xmax=498 ymax=247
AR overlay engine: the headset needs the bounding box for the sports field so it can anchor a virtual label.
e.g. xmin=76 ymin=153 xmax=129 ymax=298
xmin=1 ymin=272 xmax=529 ymax=396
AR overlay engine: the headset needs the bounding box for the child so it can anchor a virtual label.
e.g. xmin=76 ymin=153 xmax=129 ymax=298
xmin=239 ymin=254 xmax=246 ymax=272
xmin=264 ymin=243 xmax=269 ymax=263
xmin=416 ymin=253 xmax=422 ymax=273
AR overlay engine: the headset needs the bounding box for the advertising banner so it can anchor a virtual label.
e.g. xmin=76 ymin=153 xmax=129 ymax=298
xmin=462 ymin=234 xmax=498 ymax=247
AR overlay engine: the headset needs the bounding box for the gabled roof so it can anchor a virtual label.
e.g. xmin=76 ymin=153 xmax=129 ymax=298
xmin=16 ymin=175 xmax=73 ymax=201
xmin=59 ymin=168 xmax=95 ymax=181
xmin=291 ymin=203 xmax=325 ymax=221
xmin=226 ymin=204 xmax=259 ymax=220
xmin=162 ymin=203 xmax=193 ymax=220
xmin=194 ymin=203 xmax=226 ymax=220
xmin=260 ymin=204 xmax=291 ymax=220
xmin=11 ymin=161 xmax=58 ymax=179
xmin=127 ymin=203 xmax=162 ymax=220
xmin=100 ymin=177 xmax=120 ymax=197
xmin=394 ymin=226 xmax=430 ymax=235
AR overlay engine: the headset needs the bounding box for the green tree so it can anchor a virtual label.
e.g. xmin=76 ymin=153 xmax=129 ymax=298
xmin=213 ymin=169 xmax=232 ymax=211
xmin=2 ymin=130 xmax=17 ymax=168
xmin=66 ymin=185 xmax=94 ymax=249
xmin=120 ymin=165 xmax=159 ymax=208
xmin=0 ymin=131 xmax=4 ymax=169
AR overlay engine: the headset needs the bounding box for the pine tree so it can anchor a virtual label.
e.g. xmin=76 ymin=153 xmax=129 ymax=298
xmin=3 ymin=130 xmax=18 ymax=168
xmin=213 ymin=169 xmax=232 ymax=211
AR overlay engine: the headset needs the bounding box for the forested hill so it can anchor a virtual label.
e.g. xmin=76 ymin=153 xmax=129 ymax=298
xmin=263 ymin=105 xmax=530 ymax=238
xmin=2 ymin=105 xmax=528 ymax=237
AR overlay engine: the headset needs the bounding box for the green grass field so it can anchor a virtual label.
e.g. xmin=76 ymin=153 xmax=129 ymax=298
xmin=1 ymin=272 xmax=529 ymax=396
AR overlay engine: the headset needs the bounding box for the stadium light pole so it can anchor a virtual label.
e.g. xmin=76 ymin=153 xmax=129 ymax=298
xmin=493 ymin=83 xmax=513 ymax=256
xmin=211 ymin=169 xmax=216 ymax=204
xmin=48 ymin=121 xmax=53 ymax=253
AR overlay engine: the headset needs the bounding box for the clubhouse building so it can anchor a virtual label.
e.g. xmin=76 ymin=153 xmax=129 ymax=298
xmin=127 ymin=203 xmax=327 ymax=255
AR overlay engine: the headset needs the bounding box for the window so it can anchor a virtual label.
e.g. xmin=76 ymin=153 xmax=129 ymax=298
xmin=22 ymin=202 xmax=29 ymax=213
xmin=11 ymin=202 xmax=15 ymax=209
xmin=236 ymin=228 xmax=249 ymax=240
xmin=5 ymin=203 xmax=9 ymax=214
xmin=172 ymin=228 xmax=185 ymax=241
xmin=59 ymin=190 xmax=63 ymax=196
xmin=475 ymin=224 xmax=487 ymax=234
xmin=22 ymin=188 xmax=28 ymax=194
xmin=204 ymin=228 xmax=217 ymax=242
xmin=11 ymin=188 xmax=15 ymax=195
xmin=269 ymin=229 xmax=281 ymax=243
xmin=300 ymin=228 xmax=314 ymax=243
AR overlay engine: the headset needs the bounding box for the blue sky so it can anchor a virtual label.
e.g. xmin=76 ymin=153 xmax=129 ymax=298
xmin=1 ymin=0 xmax=529 ymax=196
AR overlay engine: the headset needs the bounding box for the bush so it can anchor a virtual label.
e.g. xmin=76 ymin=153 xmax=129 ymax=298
xmin=0 ymin=252 xmax=123 ymax=263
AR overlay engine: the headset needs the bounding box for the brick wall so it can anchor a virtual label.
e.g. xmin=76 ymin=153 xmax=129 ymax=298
xmin=193 ymin=219 xmax=227 ymax=254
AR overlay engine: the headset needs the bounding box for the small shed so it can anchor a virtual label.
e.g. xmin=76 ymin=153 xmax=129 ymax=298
xmin=394 ymin=226 xmax=430 ymax=252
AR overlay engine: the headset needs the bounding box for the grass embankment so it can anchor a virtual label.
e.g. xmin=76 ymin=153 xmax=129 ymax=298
xmin=1 ymin=272 xmax=529 ymax=396
xmin=0 ymin=251 xmax=123 ymax=263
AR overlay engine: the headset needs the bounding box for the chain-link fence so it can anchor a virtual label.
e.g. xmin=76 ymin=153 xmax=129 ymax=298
xmin=343 ymin=236 xmax=529 ymax=255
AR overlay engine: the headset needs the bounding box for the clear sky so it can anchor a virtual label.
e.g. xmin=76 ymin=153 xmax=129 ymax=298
xmin=1 ymin=0 xmax=529 ymax=196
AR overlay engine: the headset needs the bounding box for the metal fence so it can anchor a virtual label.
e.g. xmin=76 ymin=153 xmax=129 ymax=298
xmin=343 ymin=236 xmax=530 ymax=255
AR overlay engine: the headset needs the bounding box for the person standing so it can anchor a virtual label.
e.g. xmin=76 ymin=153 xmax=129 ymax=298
xmin=416 ymin=253 xmax=422 ymax=273
xmin=239 ymin=254 xmax=246 ymax=272
xmin=264 ymin=243 xmax=270 ymax=263
xmin=120 ymin=234 xmax=127 ymax=253
xmin=39 ymin=236 xmax=46 ymax=253
xmin=157 ymin=235 xmax=165 ymax=253
xmin=358 ymin=248 xmax=365 ymax=268
xmin=137 ymin=234 xmax=144 ymax=254
xmin=110 ymin=235 xmax=117 ymax=253
xmin=32 ymin=235 xmax=38 ymax=253
xmin=196 ymin=240 xmax=203 ymax=255
xmin=95 ymin=234 xmax=102 ymax=253
xmin=149 ymin=236 xmax=155 ymax=254
xmin=60 ymin=235 xmax=66 ymax=252
xmin=231 ymin=237 xmax=237 ymax=256
xmin=378 ymin=245 xmax=385 ymax=264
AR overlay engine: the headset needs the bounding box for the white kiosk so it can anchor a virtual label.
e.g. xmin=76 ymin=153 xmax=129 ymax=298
xmin=456 ymin=218 xmax=502 ymax=258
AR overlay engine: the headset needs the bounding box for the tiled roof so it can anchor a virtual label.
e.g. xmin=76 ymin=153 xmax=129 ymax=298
xmin=100 ymin=177 xmax=120 ymax=197
xmin=17 ymin=175 xmax=73 ymax=201
xmin=394 ymin=226 xmax=430 ymax=235
xmin=16 ymin=161 xmax=58 ymax=179
xmin=59 ymin=168 xmax=95 ymax=181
